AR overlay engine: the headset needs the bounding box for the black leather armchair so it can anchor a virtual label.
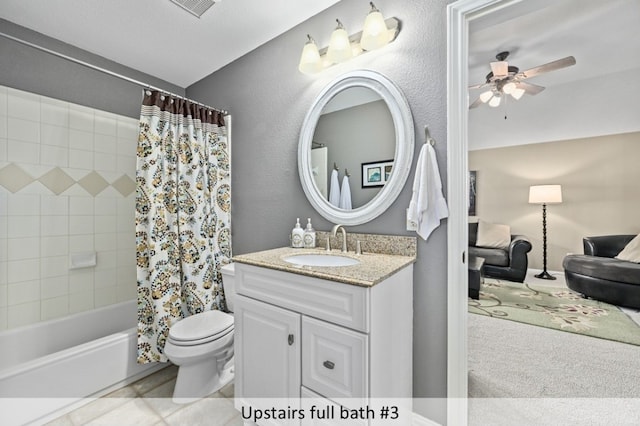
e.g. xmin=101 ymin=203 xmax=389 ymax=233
xmin=563 ymin=235 xmax=640 ymax=309
xmin=468 ymin=222 xmax=532 ymax=282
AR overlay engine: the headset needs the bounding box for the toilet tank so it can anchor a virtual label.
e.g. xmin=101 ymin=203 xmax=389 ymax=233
xmin=220 ymin=263 xmax=236 ymax=313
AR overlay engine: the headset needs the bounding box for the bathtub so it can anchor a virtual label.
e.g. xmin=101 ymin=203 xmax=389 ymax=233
xmin=0 ymin=300 xmax=163 ymax=425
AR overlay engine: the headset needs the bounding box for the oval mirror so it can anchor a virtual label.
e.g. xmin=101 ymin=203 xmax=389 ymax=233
xmin=298 ymin=70 xmax=414 ymax=225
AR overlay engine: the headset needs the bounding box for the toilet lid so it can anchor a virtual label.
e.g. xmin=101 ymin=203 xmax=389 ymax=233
xmin=169 ymin=310 xmax=234 ymax=343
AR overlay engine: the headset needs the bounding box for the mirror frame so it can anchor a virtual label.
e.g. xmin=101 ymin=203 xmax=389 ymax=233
xmin=298 ymin=70 xmax=415 ymax=225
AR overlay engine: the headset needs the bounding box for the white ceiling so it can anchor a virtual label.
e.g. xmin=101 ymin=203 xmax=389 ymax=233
xmin=0 ymin=0 xmax=341 ymax=88
xmin=468 ymin=0 xmax=640 ymax=150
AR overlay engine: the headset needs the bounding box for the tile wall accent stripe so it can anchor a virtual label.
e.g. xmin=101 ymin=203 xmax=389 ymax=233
xmin=39 ymin=167 xmax=75 ymax=195
xmin=77 ymin=171 xmax=110 ymax=197
xmin=0 ymin=162 xmax=135 ymax=197
xmin=0 ymin=163 xmax=34 ymax=193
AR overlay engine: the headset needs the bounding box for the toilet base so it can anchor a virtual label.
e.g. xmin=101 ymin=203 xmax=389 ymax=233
xmin=172 ymin=359 xmax=234 ymax=404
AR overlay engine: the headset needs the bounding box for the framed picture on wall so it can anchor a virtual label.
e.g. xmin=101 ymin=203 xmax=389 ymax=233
xmin=362 ymin=160 xmax=393 ymax=188
xmin=469 ymin=170 xmax=477 ymax=216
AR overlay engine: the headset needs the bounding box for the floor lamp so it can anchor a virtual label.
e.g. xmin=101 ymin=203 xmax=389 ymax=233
xmin=529 ymin=185 xmax=563 ymax=280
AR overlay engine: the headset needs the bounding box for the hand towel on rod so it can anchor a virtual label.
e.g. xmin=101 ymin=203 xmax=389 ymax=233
xmin=329 ymin=169 xmax=341 ymax=207
xmin=339 ymin=175 xmax=352 ymax=210
xmin=407 ymin=143 xmax=449 ymax=240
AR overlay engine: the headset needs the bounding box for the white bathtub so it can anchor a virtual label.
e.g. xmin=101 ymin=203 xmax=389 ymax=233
xmin=0 ymin=300 xmax=163 ymax=425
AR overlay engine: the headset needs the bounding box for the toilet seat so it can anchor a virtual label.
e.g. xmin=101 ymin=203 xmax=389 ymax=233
xmin=168 ymin=310 xmax=234 ymax=347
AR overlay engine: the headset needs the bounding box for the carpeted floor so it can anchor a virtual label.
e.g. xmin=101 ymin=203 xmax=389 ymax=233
xmin=468 ymin=313 xmax=640 ymax=424
xmin=468 ymin=272 xmax=640 ymax=425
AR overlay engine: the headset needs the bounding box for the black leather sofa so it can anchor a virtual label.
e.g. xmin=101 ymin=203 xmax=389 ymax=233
xmin=563 ymin=235 xmax=640 ymax=309
xmin=468 ymin=222 xmax=532 ymax=283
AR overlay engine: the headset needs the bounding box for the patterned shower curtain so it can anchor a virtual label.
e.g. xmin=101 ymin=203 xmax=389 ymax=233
xmin=136 ymin=90 xmax=231 ymax=363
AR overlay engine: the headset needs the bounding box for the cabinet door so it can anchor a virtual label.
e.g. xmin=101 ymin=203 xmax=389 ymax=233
xmin=235 ymin=294 xmax=301 ymax=401
xmin=302 ymin=316 xmax=367 ymax=407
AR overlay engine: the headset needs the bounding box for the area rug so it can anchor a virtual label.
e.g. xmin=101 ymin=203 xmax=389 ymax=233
xmin=468 ymin=278 xmax=640 ymax=346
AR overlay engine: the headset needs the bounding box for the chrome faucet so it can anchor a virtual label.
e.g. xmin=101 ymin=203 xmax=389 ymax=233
xmin=331 ymin=224 xmax=348 ymax=253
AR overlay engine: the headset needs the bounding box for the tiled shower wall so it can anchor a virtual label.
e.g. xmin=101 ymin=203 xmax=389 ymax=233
xmin=0 ymin=85 xmax=138 ymax=331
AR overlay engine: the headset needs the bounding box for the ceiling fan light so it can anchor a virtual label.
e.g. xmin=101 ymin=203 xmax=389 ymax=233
xmin=488 ymin=95 xmax=501 ymax=107
xmin=360 ymin=2 xmax=390 ymax=51
xmin=502 ymin=82 xmax=516 ymax=94
xmin=479 ymin=90 xmax=493 ymax=103
xmin=511 ymin=88 xmax=526 ymax=100
xmin=298 ymin=35 xmax=322 ymax=75
xmin=327 ymin=19 xmax=353 ymax=63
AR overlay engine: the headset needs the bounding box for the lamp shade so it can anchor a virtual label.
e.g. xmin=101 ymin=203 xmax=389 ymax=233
xmin=529 ymin=185 xmax=562 ymax=204
xmin=479 ymin=90 xmax=493 ymax=103
xmin=298 ymin=35 xmax=322 ymax=75
xmin=488 ymin=94 xmax=501 ymax=107
xmin=327 ymin=20 xmax=352 ymax=63
xmin=511 ymin=87 xmax=525 ymax=100
xmin=360 ymin=5 xmax=389 ymax=51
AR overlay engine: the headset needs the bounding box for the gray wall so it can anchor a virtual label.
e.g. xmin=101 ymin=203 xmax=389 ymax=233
xmin=0 ymin=18 xmax=184 ymax=118
xmin=187 ymin=0 xmax=450 ymax=422
xmin=470 ymin=132 xmax=640 ymax=271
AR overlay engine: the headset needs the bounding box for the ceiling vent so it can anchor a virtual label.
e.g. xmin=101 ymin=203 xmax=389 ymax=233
xmin=169 ymin=0 xmax=216 ymax=18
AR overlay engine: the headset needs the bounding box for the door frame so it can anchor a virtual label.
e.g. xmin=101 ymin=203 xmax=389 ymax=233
xmin=446 ymin=1 xmax=526 ymax=424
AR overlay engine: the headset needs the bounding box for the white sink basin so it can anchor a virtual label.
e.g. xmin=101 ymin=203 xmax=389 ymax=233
xmin=283 ymin=253 xmax=360 ymax=267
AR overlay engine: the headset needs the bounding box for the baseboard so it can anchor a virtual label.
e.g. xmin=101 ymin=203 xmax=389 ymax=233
xmin=413 ymin=411 xmax=441 ymax=426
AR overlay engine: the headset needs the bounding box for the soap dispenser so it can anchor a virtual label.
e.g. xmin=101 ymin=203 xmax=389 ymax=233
xmin=303 ymin=218 xmax=316 ymax=248
xmin=291 ymin=218 xmax=304 ymax=248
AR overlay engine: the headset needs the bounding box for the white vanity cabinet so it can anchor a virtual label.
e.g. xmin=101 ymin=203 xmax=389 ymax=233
xmin=233 ymin=262 xmax=413 ymax=425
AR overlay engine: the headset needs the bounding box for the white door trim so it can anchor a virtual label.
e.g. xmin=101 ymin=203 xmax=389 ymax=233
xmin=446 ymin=1 xmax=526 ymax=425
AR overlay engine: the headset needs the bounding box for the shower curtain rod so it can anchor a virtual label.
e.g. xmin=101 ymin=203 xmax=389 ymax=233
xmin=0 ymin=31 xmax=229 ymax=115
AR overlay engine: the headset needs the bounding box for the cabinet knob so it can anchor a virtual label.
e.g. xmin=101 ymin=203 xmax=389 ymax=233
xmin=323 ymin=360 xmax=335 ymax=370
xmin=288 ymin=334 xmax=294 ymax=345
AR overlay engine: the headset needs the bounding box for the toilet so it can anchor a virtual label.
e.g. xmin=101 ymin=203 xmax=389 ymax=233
xmin=164 ymin=263 xmax=236 ymax=403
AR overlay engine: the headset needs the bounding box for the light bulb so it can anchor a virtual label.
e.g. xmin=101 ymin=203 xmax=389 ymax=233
xmin=488 ymin=95 xmax=501 ymax=107
xmin=360 ymin=2 xmax=389 ymax=51
xmin=502 ymin=82 xmax=516 ymax=94
xmin=479 ymin=91 xmax=493 ymax=103
xmin=511 ymin=88 xmax=525 ymax=100
xmin=298 ymin=35 xmax=322 ymax=75
xmin=327 ymin=19 xmax=352 ymax=63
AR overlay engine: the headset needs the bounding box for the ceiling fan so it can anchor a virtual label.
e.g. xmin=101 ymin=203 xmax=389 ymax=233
xmin=469 ymin=51 xmax=576 ymax=109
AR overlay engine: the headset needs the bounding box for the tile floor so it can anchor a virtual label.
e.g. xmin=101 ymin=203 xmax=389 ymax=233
xmin=46 ymin=365 xmax=242 ymax=426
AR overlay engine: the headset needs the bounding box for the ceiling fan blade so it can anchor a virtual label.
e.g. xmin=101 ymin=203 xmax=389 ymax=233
xmin=469 ymin=82 xmax=490 ymax=90
xmin=520 ymin=56 xmax=576 ymax=79
xmin=469 ymin=97 xmax=484 ymax=109
xmin=517 ymin=81 xmax=545 ymax=95
xmin=490 ymin=61 xmax=509 ymax=78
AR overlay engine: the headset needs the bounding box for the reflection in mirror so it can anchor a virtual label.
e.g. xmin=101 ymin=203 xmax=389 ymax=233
xmin=299 ymin=70 xmax=414 ymax=226
xmin=312 ymin=87 xmax=395 ymax=209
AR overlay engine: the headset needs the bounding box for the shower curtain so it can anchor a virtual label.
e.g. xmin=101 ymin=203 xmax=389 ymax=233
xmin=136 ymin=90 xmax=231 ymax=363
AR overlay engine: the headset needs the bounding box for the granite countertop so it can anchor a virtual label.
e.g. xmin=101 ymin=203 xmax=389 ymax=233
xmin=232 ymin=246 xmax=416 ymax=287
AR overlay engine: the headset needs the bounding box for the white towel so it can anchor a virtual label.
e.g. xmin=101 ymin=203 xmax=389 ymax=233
xmin=407 ymin=144 xmax=449 ymax=240
xmin=329 ymin=169 xmax=341 ymax=207
xmin=339 ymin=176 xmax=352 ymax=210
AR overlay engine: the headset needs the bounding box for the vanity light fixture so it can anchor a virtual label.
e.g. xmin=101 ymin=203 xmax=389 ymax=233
xmin=297 ymin=2 xmax=400 ymax=75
